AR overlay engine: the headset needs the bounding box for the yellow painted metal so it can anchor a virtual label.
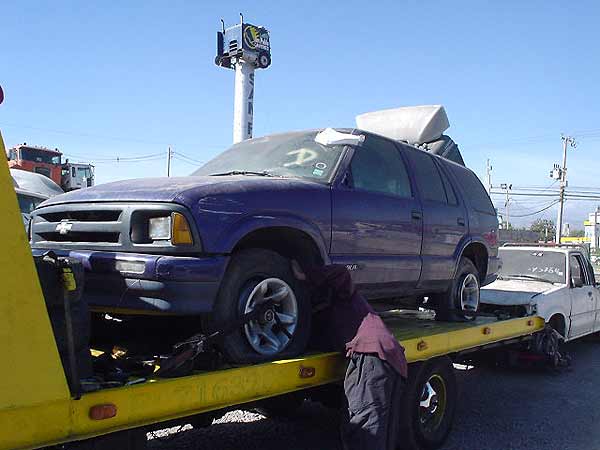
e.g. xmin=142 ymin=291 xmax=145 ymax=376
xmin=4 ymin=313 xmax=544 ymax=449
xmin=0 ymin=128 xmax=546 ymax=450
xmin=0 ymin=130 xmax=72 ymax=449
xmin=388 ymin=314 xmax=546 ymax=362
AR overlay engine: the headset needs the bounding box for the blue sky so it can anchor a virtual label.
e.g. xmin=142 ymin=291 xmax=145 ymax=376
xmin=1 ymin=1 xmax=599 ymax=227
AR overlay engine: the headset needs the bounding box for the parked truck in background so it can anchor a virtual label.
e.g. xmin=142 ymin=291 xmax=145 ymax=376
xmin=7 ymin=143 xmax=94 ymax=191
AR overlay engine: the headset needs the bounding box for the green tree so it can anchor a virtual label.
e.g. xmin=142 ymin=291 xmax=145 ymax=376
xmin=530 ymin=218 xmax=555 ymax=242
xmin=570 ymin=229 xmax=586 ymax=237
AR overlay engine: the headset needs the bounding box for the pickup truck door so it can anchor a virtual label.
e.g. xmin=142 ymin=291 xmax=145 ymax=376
xmin=568 ymin=253 xmax=596 ymax=339
xmin=330 ymin=134 xmax=423 ymax=298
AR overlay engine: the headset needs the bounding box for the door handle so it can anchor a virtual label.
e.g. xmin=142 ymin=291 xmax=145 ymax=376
xmin=588 ymin=291 xmax=594 ymax=298
xmin=457 ymin=217 xmax=466 ymax=226
xmin=411 ymin=210 xmax=422 ymax=221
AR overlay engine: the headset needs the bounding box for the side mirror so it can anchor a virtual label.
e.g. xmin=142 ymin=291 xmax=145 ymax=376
xmin=571 ymin=277 xmax=584 ymax=288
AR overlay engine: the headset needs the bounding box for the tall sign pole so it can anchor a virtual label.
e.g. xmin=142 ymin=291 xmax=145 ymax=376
xmin=216 ymin=14 xmax=271 ymax=144
xmin=233 ymin=62 xmax=254 ymax=142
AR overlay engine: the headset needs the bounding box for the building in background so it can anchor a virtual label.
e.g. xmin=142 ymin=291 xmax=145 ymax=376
xmin=584 ymin=207 xmax=600 ymax=249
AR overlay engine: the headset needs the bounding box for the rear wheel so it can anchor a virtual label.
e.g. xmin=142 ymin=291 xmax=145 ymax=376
xmin=434 ymin=258 xmax=480 ymax=322
xmin=397 ymin=357 xmax=457 ymax=450
xmin=210 ymin=249 xmax=311 ymax=364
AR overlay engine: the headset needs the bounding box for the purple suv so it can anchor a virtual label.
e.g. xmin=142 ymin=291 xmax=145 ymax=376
xmin=31 ymin=128 xmax=499 ymax=362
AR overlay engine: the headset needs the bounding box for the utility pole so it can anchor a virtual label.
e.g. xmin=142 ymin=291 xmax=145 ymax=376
xmin=500 ymin=183 xmax=512 ymax=229
xmin=166 ymin=146 xmax=172 ymax=177
xmin=554 ymin=135 xmax=576 ymax=243
xmin=486 ymin=159 xmax=492 ymax=194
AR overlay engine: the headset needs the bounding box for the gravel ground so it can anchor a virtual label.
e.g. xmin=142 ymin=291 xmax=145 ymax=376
xmin=148 ymin=338 xmax=600 ymax=450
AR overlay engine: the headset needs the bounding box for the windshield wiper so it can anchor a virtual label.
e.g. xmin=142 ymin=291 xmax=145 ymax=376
xmin=209 ymin=170 xmax=275 ymax=177
xmin=502 ymin=274 xmax=557 ymax=284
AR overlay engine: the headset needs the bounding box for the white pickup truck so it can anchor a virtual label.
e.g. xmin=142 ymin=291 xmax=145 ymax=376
xmin=481 ymin=244 xmax=600 ymax=342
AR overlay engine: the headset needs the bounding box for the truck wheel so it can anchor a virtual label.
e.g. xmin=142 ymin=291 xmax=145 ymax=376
xmin=435 ymin=257 xmax=480 ymax=322
xmin=211 ymin=249 xmax=311 ymax=364
xmin=397 ymin=357 xmax=457 ymax=450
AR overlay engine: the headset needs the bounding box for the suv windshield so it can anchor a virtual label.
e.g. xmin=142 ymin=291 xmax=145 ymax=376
xmin=192 ymin=131 xmax=345 ymax=181
xmin=498 ymin=249 xmax=566 ymax=284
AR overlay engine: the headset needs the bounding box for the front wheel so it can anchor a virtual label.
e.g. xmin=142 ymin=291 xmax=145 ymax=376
xmin=434 ymin=257 xmax=480 ymax=322
xmin=397 ymin=357 xmax=457 ymax=450
xmin=210 ymin=249 xmax=311 ymax=364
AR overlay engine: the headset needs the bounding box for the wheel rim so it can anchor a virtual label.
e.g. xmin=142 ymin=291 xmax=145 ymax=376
xmin=242 ymin=278 xmax=298 ymax=355
xmin=419 ymin=374 xmax=447 ymax=434
xmin=459 ymin=273 xmax=480 ymax=317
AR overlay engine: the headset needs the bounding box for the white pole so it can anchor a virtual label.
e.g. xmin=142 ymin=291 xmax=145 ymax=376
xmin=166 ymin=146 xmax=172 ymax=177
xmin=233 ymin=60 xmax=255 ymax=144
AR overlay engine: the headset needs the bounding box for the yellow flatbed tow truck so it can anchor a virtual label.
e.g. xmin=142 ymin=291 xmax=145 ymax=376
xmin=0 ymin=129 xmax=545 ymax=450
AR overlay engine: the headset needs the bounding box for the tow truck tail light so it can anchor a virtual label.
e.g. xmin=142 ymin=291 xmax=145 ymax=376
xmin=89 ymin=403 xmax=117 ymax=420
xmin=171 ymin=213 xmax=193 ymax=245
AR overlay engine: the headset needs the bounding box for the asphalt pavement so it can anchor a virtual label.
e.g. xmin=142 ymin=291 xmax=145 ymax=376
xmin=148 ymin=337 xmax=600 ymax=450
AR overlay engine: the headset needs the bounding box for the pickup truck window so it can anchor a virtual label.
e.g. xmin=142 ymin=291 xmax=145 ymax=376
xmin=498 ymin=249 xmax=566 ymax=284
xmin=570 ymin=254 xmax=589 ymax=286
xmin=406 ymin=149 xmax=447 ymax=203
xmin=193 ymin=131 xmax=345 ymax=181
xmin=350 ymin=137 xmax=412 ymax=198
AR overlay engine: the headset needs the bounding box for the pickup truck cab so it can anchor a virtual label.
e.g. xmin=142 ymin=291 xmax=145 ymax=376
xmin=481 ymin=244 xmax=600 ymax=341
xmin=30 ymin=106 xmax=499 ymax=362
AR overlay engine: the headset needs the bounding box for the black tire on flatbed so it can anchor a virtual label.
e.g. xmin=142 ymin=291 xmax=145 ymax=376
xmin=210 ymin=249 xmax=312 ymax=364
xmin=397 ymin=356 xmax=457 ymax=450
xmin=434 ymin=257 xmax=480 ymax=322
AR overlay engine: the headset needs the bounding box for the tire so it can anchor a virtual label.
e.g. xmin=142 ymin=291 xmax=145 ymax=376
xmin=434 ymin=257 xmax=480 ymax=322
xmin=397 ymin=357 xmax=457 ymax=450
xmin=257 ymin=51 xmax=271 ymax=68
xmin=210 ymin=249 xmax=311 ymax=364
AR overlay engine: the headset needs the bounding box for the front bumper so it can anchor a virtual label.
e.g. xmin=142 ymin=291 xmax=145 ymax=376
xmin=31 ymin=248 xmax=229 ymax=315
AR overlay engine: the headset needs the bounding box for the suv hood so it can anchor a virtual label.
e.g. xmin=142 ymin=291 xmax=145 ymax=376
xmin=40 ymin=175 xmax=324 ymax=209
xmin=481 ymin=279 xmax=561 ymax=306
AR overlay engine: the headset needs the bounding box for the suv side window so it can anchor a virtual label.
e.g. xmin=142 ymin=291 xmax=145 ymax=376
xmin=406 ymin=148 xmax=447 ymax=203
xmin=449 ymin=165 xmax=495 ymax=215
xmin=437 ymin=162 xmax=458 ymax=205
xmin=350 ymin=137 xmax=412 ymax=198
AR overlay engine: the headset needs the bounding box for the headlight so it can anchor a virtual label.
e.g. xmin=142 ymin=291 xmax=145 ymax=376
xmin=148 ymin=216 xmax=171 ymax=240
xmin=147 ymin=213 xmax=193 ymax=245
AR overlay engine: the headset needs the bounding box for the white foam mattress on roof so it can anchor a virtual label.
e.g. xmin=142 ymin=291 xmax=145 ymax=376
xmin=356 ymin=105 xmax=449 ymax=144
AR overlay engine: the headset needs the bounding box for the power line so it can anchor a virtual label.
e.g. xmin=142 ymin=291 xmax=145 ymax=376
xmin=171 ymin=154 xmax=205 ymax=166
xmin=173 ymin=151 xmax=207 ymax=165
xmin=0 ymin=122 xmax=172 ymax=146
xmin=497 ymin=200 xmax=560 ymax=218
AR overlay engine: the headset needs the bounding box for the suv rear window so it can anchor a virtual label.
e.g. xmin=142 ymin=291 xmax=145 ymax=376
xmin=449 ymin=166 xmax=495 ymax=215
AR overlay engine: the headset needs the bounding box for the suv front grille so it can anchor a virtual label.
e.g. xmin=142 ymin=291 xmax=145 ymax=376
xmin=39 ymin=210 xmax=122 ymax=223
xmin=30 ymin=202 xmax=200 ymax=254
xmin=38 ymin=231 xmax=121 ymax=243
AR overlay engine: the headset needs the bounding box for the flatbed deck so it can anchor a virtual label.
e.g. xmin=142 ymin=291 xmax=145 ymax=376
xmin=2 ymin=311 xmax=543 ymax=450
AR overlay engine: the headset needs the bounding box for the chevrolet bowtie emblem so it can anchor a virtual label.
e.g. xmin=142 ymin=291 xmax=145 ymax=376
xmin=56 ymin=221 xmax=73 ymax=235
